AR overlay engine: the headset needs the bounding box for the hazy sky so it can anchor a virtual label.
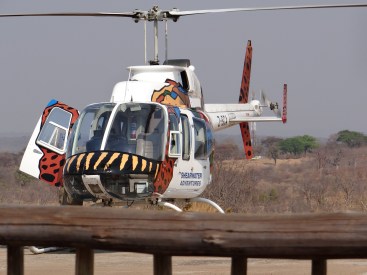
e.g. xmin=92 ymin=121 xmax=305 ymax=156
xmin=0 ymin=0 xmax=366 ymax=139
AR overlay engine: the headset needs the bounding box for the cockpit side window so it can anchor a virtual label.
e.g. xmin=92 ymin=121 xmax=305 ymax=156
xmin=180 ymin=71 xmax=189 ymax=90
xmin=193 ymin=117 xmax=213 ymax=160
xmin=181 ymin=115 xmax=191 ymax=160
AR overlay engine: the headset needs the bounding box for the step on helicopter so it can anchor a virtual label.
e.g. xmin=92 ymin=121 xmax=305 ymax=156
xmin=2 ymin=3 xmax=366 ymax=213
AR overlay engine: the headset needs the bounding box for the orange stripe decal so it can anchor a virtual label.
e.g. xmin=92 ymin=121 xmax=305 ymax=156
xmin=94 ymin=152 xmax=108 ymax=170
xmin=120 ymin=154 xmax=129 ymax=170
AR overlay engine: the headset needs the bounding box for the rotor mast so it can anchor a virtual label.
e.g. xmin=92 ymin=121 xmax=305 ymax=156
xmin=153 ymin=20 xmax=159 ymax=64
xmin=134 ymin=6 xmax=179 ymax=65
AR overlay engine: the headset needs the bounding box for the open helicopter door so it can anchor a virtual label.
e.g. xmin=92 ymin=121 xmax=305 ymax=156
xmin=20 ymin=100 xmax=79 ymax=186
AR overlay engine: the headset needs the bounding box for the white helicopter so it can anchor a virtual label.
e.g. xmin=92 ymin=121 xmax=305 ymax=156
xmin=2 ymin=4 xmax=365 ymax=213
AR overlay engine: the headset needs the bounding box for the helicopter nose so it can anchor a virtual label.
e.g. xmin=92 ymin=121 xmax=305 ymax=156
xmin=63 ymin=151 xmax=160 ymax=200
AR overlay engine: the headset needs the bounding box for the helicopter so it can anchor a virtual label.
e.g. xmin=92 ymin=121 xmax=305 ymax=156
xmin=2 ymin=3 xmax=366 ymax=213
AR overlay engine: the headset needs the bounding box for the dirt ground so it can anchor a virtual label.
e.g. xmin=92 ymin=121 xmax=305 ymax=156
xmin=1 ymin=247 xmax=367 ymax=275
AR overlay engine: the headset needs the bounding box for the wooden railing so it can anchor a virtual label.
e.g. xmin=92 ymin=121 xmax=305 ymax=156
xmin=1 ymin=206 xmax=367 ymax=275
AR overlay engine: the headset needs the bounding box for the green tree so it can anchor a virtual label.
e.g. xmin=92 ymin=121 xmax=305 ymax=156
xmin=336 ymin=130 xmax=367 ymax=148
xmin=279 ymin=135 xmax=318 ymax=156
xmin=302 ymin=135 xmax=318 ymax=153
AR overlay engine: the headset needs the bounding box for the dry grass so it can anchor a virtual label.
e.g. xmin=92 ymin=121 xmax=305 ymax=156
xmin=201 ymin=146 xmax=367 ymax=213
xmin=1 ymin=146 xmax=367 ymax=213
xmin=0 ymin=153 xmax=58 ymax=205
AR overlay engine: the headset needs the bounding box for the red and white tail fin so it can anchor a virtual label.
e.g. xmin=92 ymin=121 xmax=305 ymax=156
xmin=239 ymin=40 xmax=252 ymax=104
xmin=239 ymin=40 xmax=253 ymax=159
xmin=282 ymin=84 xmax=287 ymax=123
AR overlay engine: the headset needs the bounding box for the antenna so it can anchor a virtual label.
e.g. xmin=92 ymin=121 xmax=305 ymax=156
xmin=144 ymin=20 xmax=147 ymax=64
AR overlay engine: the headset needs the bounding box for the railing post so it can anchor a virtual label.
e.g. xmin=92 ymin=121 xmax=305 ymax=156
xmin=312 ymin=259 xmax=327 ymax=275
xmin=153 ymin=254 xmax=172 ymax=275
xmin=7 ymin=245 xmax=24 ymax=275
xmin=231 ymin=256 xmax=247 ymax=275
xmin=75 ymin=247 xmax=94 ymax=275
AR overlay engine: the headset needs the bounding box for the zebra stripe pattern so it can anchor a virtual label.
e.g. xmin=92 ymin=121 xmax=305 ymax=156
xmin=64 ymin=151 xmax=160 ymax=177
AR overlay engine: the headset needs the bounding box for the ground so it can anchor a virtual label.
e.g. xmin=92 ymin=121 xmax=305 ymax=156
xmin=1 ymin=247 xmax=367 ymax=274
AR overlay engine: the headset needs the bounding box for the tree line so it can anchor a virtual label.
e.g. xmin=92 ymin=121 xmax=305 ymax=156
xmin=258 ymin=130 xmax=367 ymax=164
xmin=205 ymin=129 xmax=367 ymax=213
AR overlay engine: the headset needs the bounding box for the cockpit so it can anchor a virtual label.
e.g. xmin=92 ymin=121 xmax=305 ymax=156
xmin=67 ymin=102 xmax=167 ymax=161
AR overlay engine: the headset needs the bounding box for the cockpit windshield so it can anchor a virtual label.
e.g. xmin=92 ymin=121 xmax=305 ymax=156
xmin=67 ymin=102 xmax=167 ymax=161
xmin=67 ymin=103 xmax=115 ymax=157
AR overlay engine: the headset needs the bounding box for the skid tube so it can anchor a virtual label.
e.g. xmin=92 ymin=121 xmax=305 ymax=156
xmin=189 ymin=197 xmax=225 ymax=214
xmin=29 ymin=246 xmax=61 ymax=254
xmin=158 ymin=197 xmax=225 ymax=213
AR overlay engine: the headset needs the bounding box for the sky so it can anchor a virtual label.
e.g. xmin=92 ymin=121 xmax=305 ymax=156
xmin=0 ymin=0 xmax=366 ymax=139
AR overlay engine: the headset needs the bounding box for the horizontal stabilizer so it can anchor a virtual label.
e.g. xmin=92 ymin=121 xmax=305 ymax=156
xmin=205 ymin=102 xmax=283 ymax=131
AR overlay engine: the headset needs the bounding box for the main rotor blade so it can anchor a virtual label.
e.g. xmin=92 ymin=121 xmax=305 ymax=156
xmin=168 ymin=3 xmax=367 ymax=17
xmin=1 ymin=4 xmax=366 ymax=21
xmin=0 ymin=12 xmax=138 ymax=18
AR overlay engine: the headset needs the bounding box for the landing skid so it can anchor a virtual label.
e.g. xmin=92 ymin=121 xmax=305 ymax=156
xmin=29 ymin=246 xmax=61 ymax=254
xmin=158 ymin=201 xmax=182 ymax=212
xmin=189 ymin=197 xmax=225 ymax=214
xmin=158 ymin=197 xmax=225 ymax=213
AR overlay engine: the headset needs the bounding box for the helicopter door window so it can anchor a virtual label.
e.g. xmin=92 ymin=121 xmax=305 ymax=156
xmin=168 ymin=113 xmax=179 ymax=131
xmin=168 ymin=113 xmax=182 ymax=157
xmin=193 ymin=117 xmax=207 ymax=160
xmin=36 ymin=107 xmax=72 ymax=154
xmin=181 ymin=115 xmax=191 ymax=160
xmin=169 ymin=131 xmax=181 ymax=157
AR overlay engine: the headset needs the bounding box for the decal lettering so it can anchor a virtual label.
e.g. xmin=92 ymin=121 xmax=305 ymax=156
xmin=180 ymin=180 xmax=202 ymax=187
xmin=217 ymin=115 xmax=228 ymax=128
xmin=179 ymin=172 xmax=202 ymax=187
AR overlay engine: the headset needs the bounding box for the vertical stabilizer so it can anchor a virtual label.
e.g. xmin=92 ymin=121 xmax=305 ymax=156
xmin=239 ymin=40 xmax=253 ymax=159
xmin=282 ymin=84 xmax=288 ymax=123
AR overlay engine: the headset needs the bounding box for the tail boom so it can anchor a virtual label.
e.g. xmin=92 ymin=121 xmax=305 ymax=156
xmin=204 ymin=40 xmax=287 ymax=159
